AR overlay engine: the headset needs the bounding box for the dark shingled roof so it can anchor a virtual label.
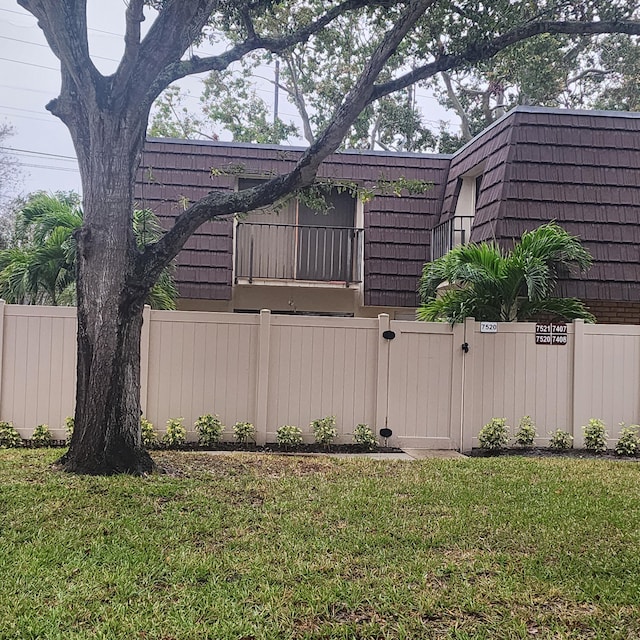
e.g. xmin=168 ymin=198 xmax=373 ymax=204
xmin=455 ymin=107 xmax=640 ymax=302
xmin=135 ymin=106 xmax=640 ymax=308
xmin=136 ymin=140 xmax=450 ymax=307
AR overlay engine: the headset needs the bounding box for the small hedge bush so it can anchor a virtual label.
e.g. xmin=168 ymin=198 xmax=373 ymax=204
xmin=233 ymin=421 xmax=255 ymax=444
xmin=311 ymin=416 xmax=337 ymax=447
xmin=141 ymin=417 xmax=159 ymax=449
xmin=0 ymin=421 xmax=22 ymax=448
xmin=163 ymin=418 xmax=186 ymax=448
xmin=353 ymin=423 xmax=377 ymax=450
xmin=478 ymin=418 xmax=509 ymax=450
xmin=276 ymin=425 xmax=303 ymax=449
xmin=514 ymin=416 xmax=536 ymax=447
xmin=583 ymin=418 xmax=608 ymax=453
xmin=615 ymin=424 xmax=640 ymax=457
xmin=64 ymin=416 xmax=74 ymax=441
xmin=549 ymin=429 xmax=573 ymax=450
xmin=31 ymin=424 xmax=52 ymax=447
xmin=195 ymin=414 xmax=225 ymax=447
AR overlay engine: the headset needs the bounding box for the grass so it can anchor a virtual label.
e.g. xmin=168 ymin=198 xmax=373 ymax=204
xmin=1 ymin=451 xmax=640 ymax=639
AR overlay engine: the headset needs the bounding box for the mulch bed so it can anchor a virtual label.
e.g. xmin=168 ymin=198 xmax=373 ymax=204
xmin=468 ymin=447 xmax=638 ymax=461
xmin=19 ymin=439 xmax=403 ymax=455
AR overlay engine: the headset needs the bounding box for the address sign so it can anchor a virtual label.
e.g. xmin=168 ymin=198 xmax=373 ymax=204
xmin=535 ymin=322 xmax=567 ymax=345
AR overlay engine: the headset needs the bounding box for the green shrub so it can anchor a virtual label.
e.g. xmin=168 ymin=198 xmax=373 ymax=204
xmin=311 ymin=416 xmax=337 ymax=447
xmin=194 ymin=414 xmax=225 ymax=446
xmin=478 ymin=418 xmax=509 ymax=450
xmin=233 ymin=421 xmax=256 ymax=444
xmin=141 ymin=417 xmax=159 ymax=449
xmin=548 ymin=429 xmax=573 ymax=450
xmin=615 ymin=423 xmax=640 ymax=457
xmin=31 ymin=423 xmax=52 ymax=447
xmin=0 ymin=421 xmax=22 ymax=448
xmin=583 ymin=418 xmax=608 ymax=453
xmin=163 ymin=418 xmax=186 ymax=448
xmin=64 ymin=416 xmax=74 ymax=441
xmin=514 ymin=416 xmax=536 ymax=447
xmin=276 ymin=425 xmax=303 ymax=449
xmin=353 ymin=423 xmax=377 ymax=450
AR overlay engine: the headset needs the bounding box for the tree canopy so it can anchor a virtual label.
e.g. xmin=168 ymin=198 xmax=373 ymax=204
xmin=147 ymin=2 xmax=640 ymax=152
xmin=417 ymin=223 xmax=596 ymax=323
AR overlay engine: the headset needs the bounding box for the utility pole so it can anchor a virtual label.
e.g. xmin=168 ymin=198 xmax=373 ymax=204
xmin=274 ymin=59 xmax=280 ymax=124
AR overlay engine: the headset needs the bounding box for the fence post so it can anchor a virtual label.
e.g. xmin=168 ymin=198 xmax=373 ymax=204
xmin=375 ymin=313 xmax=391 ymax=436
xmin=460 ymin=316 xmax=475 ymax=452
xmin=140 ymin=305 xmax=151 ymax=416
xmin=255 ymin=309 xmax=271 ymax=445
xmin=0 ymin=300 xmax=5 ymax=419
xmin=571 ymin=319 xmax=585 ymax=448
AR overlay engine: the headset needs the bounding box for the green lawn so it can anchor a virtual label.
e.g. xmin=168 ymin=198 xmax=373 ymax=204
xmin=1 ymin=450 xmax=640 ymax=639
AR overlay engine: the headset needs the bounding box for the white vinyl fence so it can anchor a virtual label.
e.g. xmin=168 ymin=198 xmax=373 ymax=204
xmin=2 ymin=301 xmax=640 ymax=449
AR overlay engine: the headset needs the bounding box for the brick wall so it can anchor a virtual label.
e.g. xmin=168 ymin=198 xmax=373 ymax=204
xmin=586 ymin=300 xmax=640 ymax=325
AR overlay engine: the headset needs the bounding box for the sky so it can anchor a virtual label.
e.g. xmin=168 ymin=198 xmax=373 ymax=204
xmin=0 ymin=1 xmax=456 ymax=200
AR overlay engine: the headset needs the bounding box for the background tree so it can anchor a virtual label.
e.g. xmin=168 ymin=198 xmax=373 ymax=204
xmin=148 ymin=4 xmax=640 ymax=153
xmin=418 ymin=223 xmax=595 ymax=323
xmin=0 ymin=123 xmax=22 ymax=248
xmin=432 ymin=33 xmax=640 ymax=151
xmin=0 ymin=193 xmax=177 ymax=309
xmin=16 ymin=0 xmax=640 ymax=475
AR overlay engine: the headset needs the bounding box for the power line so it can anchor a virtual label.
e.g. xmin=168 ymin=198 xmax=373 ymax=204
xmin=0 ymin=105 xmax=52 ymax=117
xmin=0 ymin=35 xmax=120 ymax=63
xmin=18 ymin=162 xmax=80 ymax=174
xmin=0 ymin=84 xmax=56 ymax=95
xmin=0 ymin=8 xmax=123 ymax=38
xmin=0 ymin=56 xmax=58 ymax=72
xmin=6 ymin=147 xmax=77 ymax=162
xmin=0 ymin=112 xmax=52 ymax=124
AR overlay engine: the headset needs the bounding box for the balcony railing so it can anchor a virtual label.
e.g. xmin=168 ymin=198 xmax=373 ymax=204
xmin=235 ymin=222 xmax=363 ymax=285
xmin=431 ymin=215 xmax=475 ymax=260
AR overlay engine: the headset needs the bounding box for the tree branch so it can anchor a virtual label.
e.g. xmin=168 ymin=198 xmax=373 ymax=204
xmin=150 ymin=0 xmax=392 ymax=96
xmin=440 ymin=71 xmax=473 ymax=141
xmin=114 ymin=0 xmax=219 ymax=108
xmin=282 ymin=52 xmax=315 ymax=144
xmin=17 ymin=0 xmax=101 ymax=105
xmin=371 ymin=19 xmax=640 ymax=101
xmin=138 ymin=0 xmax=435 ymax=285
xmin=119 ymin=0 xmax=146 ymax=81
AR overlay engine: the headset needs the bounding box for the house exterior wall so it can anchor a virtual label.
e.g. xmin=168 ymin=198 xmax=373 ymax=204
xmin=136 ymin=139 xmax=451 ymax=311
xmin=136 ymin=107 xmax=640 ymax=320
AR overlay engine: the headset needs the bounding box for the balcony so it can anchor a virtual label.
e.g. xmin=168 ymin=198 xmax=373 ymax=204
xmin=235 ymin=222 xmax=363 ymax=286
xmin=431 ymin=215 xmax=474 ymax=260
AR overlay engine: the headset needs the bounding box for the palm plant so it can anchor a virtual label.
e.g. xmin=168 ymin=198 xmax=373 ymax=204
xmin=0 ymin=192 xmax=177 ymax=309
xmin=418 ymin=222 xmax=595 ymax=323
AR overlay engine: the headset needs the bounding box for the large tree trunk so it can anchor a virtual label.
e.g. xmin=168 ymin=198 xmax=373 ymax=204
xmin=59 ymin=118 xmax=154 ymax=475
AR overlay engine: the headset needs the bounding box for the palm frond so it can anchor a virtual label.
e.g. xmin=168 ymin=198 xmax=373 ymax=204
xmin=419 ymin=222 xmax=594 ymax=323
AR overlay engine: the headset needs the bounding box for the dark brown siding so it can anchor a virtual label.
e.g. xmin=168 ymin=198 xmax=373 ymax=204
xmin=439 ymin=115 xmax=516 ymax=237
xmin=135 ymin=139 xmax=450 ymax=307
xmin=493 ymin=109 xmax=640 ymax=302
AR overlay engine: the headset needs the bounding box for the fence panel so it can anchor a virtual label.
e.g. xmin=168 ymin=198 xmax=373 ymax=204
xmin=1 ymin=305 xmax=76 ymax=439
xmin=575 ymin=324 xmax=640 ymax=446
xmin=3 ymin=304 xmax=640 ymax=452
xmin=462 ymin=322 xmax=574 ymax=448
xmin=386 ymin=321 xmax=465 ymax=448
xmin=266 ymin=315 xmax=379 ymax=443
xmin=145 ymin=311 xmax=259 ymax=440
